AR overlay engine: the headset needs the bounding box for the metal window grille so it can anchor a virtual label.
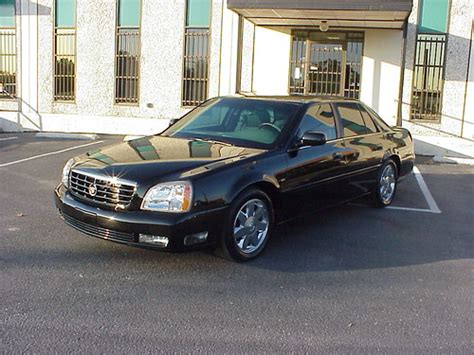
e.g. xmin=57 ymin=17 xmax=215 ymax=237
xmin=411 ymin=34 xmax=446 ymax=121
xmin=182 ymin=28 xmax=210 ymax=106
xmin=54 ymin=28 xmax=76 ymax=101
xmin=289 ymin=31 xmax=363 ymax=99
xmin=0 ymin=29 xmax=16 ymax=98
xmin=115 ymin=28 xmax=140 ymax=104
xmin=344 ymin=33 xmax=363 ymax=99
xmin=289 ymin=33 xmax=306 ymax=95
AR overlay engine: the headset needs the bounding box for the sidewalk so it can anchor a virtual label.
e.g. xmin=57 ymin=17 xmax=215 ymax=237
xmin=414 ymin=135 xmax=474 ymax=164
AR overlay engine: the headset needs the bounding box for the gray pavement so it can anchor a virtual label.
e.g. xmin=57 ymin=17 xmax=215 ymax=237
xmin=1 ymin=133 xmax=473 ymax=353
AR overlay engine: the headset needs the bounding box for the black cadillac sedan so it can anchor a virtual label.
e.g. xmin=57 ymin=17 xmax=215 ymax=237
xmin=55 ymin=96 xmax=414 ymax=261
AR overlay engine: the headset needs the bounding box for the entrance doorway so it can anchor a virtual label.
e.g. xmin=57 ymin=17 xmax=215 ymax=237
xmin=289 ymin=32 xmax=363 ymax=99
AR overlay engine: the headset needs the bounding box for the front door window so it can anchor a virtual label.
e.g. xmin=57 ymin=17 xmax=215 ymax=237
xmin=289 ymin=32 xmax=363 ymax=99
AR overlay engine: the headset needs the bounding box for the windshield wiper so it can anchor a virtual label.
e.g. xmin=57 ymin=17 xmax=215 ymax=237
xmin=191 ymin=137 xmax=234 ymax=147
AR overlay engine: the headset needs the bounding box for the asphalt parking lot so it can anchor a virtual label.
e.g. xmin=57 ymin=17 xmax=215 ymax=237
xmin=1 ymin=133 xmax=473 ymax=353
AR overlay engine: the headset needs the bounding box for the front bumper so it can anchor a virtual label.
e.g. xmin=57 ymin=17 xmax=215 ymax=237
xmin=54 ymin=184 xmax=228 ymax=251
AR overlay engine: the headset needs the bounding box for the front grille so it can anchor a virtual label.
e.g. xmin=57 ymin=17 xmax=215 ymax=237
xmin=69 ymin=171 xmax=136 ymax=208
xmin=59 ymin=210 xmax=135 ymax=243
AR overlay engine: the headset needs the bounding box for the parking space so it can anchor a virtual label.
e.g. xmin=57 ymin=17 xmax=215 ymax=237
xmin=1 ymin=134 xmax=473 ymax=352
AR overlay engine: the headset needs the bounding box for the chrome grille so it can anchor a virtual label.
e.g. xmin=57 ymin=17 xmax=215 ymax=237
xmin=59 ymin=210 xmax=135 ymax=243
xmin=69 ymin=171 xmax=136 ymax=208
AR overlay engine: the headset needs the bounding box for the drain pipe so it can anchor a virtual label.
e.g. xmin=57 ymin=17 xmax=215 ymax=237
xmin=397 ymin=17 xmax=410 ymax=126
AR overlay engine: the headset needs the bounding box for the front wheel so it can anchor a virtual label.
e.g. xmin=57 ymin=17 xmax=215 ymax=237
xmin=373 ymin=160 xmax=398 ymax=208
xmin=220 ymin=189 xmax=274 ymax=261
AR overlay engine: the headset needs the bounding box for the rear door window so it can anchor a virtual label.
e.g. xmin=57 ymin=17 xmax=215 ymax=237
xmin=298 ymin=104 xmax=337 ymax=140
xmin=358 ymin=104 xmax=378 ymax=133
xmin=336 ymin=102 xmax=369 ymax=137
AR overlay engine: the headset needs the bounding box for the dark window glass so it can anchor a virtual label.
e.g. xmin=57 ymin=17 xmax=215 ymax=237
xmin=54 ymin=0 xmax=76 ymax=102
xmin=186 ymin=0 xmax=210 ymax=27
xmin=55 ymin=0 xmax=75 ymax=27
xmin=182 ymin=0 xmax=211 ymax=106
xmin=337 ymin=102 xmax=368 ymax=137
xmin=118 ymin=0 xmax=140 ymax=27
xmin=358 ymin=105 xmax=378 ymax=133
xmin=115 ymin=0 xmax=141 ymax=104
xmin=410 ymin=34 xmax=446 ymax=121
xmin=298 ymin=104 xmax=337 ymax=140
xmin=0 ymin=0 xmax=16 ymax=98
xmin=0 ymin=0 xmax=15 ymax=27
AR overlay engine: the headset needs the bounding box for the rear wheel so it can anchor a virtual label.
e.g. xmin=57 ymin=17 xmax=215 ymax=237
xmin=373 ymin=160 xmax=398 ymax=208
xmin=220 ymin=189 xmax=274 ymax=261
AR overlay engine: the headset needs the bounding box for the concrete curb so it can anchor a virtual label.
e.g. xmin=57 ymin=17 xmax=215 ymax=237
xmin=35 ymin=132 xmax=99 ymax=140
xmin=432 ymin=156 xmax=474 ymax=166
xmin=123 ymin=135 xmax=145 ymax=141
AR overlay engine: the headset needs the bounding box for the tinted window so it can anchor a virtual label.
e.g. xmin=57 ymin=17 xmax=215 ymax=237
xmin=358 ymin=105 xmax=378 ymax=133
xmin=337 ymin=103 xmax=368 ymax=137
xmin=364 ymin=105 xmax=391 ymax=131
xmin=298 ymin=104 xmax=337 ymax=140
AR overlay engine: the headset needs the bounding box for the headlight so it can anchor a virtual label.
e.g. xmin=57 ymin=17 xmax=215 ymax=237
xmin=62 ymin=158 xmax=75 ymax=187
xmin=141 ymin=181 xmax=193 ymax=212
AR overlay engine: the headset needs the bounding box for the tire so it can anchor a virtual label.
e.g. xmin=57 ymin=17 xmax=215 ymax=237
xmin=219 ymin=188 xmax=274 ymax=261
xmin=373 ymin=159 xmax=398 ymax=208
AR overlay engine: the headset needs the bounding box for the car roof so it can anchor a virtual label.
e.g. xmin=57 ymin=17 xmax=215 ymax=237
xmin=221 ymin=94 xmax=361 ymax=105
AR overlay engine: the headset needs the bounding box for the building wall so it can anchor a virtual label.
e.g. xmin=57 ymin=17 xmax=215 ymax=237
xmin=360 ymin=29 xmax=403 ymax=126
xmin=1 ymin=0 xmax=234 ymax=135
xmin=403 ymin=0 xmax=474 ymax=138
xmin=251 ymin=26 xmax=291 ymax=95
xmin=464 ymin=25 xmax=474 ymax=139
xmin=1 ymin=0 xmax=472 ymax=139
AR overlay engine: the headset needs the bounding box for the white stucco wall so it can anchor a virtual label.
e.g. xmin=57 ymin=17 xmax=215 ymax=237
xmin=463 ymin=25 xmax=474 ymax=139
xmin=403 ymin=0 xmax=474 ymax=138
xmin=1 ymin=0 xmax=230 ymax=135
xmin=360 ymin=29 xmax=403 ymax=126
xmin=252 ymin=26 xmax=291 ymax=95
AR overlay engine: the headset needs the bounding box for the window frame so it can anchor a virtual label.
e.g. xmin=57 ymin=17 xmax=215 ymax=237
xmin=297 ymin=103 xmax=339 ymax=142
xmin=181 ymin=0 xmax=212 ymax=108
xmin=334 ymin=101 xmax=379 ymax=138
xmin=288 ymin=30 xmax=365 ymax=99
xmin=0 ymin=0 xmax=17 ymax=100
xmin=53 ymin=0 xmax=77 ymax=103
xmin=357 ymin=103 xmax=379 ymax=134
xmin=113 ymin=0 xmax=142 ymax=106
xmin=409 ymin=32 xmax=448 ymax=122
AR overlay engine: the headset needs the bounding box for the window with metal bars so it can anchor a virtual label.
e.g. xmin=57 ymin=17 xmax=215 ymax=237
xmin=0 ymin=0 xmax=16 ymax=99
xmin=115 ymin=0 xmax=141 ymax=105
xmin=289 ymin=31 xmax=363 ymax=99
xmin=54 ymin=0 xmax=76 ymax=101
xmin=410 ymin=34 xmax=446 ymax=121
xmin=182 ymin=0 xmax=211 ymax=107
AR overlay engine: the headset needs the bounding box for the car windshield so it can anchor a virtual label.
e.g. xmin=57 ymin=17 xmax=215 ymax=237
xmin=163 ymin=98 xmax=302 ymax=149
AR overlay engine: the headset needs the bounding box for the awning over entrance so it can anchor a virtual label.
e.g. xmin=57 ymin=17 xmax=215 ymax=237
xmin=227 ymin=0 xmax=413 ymax=29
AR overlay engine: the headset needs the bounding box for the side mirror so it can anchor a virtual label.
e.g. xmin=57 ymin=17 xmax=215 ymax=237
xmin=169 ymin=118 xmax=180 ymax=127
xmin=300 ymin=131 xmax=327 ymax=147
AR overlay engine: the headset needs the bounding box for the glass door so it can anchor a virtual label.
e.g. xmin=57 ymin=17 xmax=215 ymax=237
xmin=307 ymin=43 xmax=344 ymax=96
xmin=289 ymin=31 xmax=363 ymax=99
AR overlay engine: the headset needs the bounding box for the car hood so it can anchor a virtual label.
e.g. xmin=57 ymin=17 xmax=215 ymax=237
xmin=72 ymin=135 xmax=265 ymax=184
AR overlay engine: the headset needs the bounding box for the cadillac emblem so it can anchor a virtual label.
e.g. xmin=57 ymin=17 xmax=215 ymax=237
xmin=88 ymin=183 xmax=98 ymax=197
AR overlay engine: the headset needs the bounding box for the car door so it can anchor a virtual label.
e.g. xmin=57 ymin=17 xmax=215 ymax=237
xmin=280 ymin=103 xmax=350 ymax=218
xmin=334 ymin=102 xmax=385 ymax=197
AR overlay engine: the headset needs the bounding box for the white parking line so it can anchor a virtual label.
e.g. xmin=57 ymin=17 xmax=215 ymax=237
xmin=0 ymin=136 xmax=18 ymax=141
xmin=350 ymin=166 xmax=441 ymax=214
xmin=412 ymin=166 xmax=441 ymax=214
xmin=0 ymin=141 xmax=103 ymax=168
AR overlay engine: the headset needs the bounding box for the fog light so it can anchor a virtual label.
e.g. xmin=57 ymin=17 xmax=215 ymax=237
xmin=184 ymin=232 xmax=208 ymax=246
xmin=139 ymin=234 xmax=169 ymax=247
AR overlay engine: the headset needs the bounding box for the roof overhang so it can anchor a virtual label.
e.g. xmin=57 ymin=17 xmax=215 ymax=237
xmin=227 ymin=0 xmax=413 ymax=29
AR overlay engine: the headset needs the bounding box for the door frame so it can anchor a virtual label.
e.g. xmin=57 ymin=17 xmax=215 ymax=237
xmin=288 ymin=30 xmax=365 ymax=98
